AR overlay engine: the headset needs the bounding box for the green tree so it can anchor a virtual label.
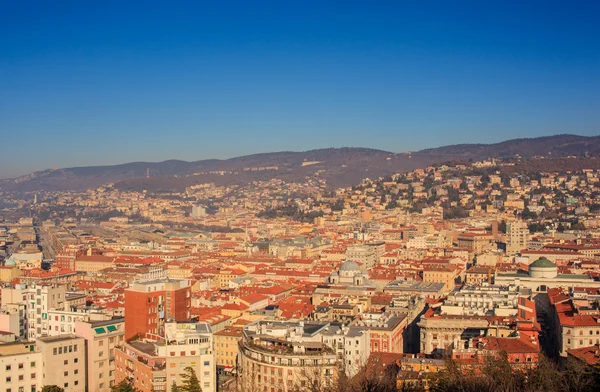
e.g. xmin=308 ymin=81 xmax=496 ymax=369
xmin=110 ymin=380 xmax=139 ymax=392
xmin=41 ymin=387 xmax=65 ymax=392
xmin=171 ymin=381 xmax=179 ymax=392
xmin=179 ymin=366 xmax=202 ymax=392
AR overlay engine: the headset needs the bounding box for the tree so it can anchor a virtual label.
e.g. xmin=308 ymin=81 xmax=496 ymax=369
xmin=41 ymin=387 xmax=65 ymax=392
xmin=110 ymin=380 xmax=139 ymax=392
xmin=171 ymin=381 xmax=179 ymax=392
xmin=179 ymin=366 xmax=202 ymax=392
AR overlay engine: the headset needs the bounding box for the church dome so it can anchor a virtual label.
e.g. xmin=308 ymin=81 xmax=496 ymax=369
xmin=529 ymin=257 xmax=556 ymax=269
xmin=529 ymin=257 xmax=558 ymax=279
xmin=339 ymin=260 xmax=360 ymax=272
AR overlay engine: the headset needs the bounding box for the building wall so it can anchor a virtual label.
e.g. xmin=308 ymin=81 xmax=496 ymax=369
xmin=238 ymin=344 xmax=338 ymax=392
xmin=38 ymin=335 xmax=86 ymax=392
xmin=0 ymin=345 xmax=42 ymax=392
xmin=75 ymin=319 xmax=125 ymax=392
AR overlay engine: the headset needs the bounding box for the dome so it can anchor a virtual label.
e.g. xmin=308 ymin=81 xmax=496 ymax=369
xmin=529 ymin=257 xmax=557 ymax=279
xmin=339 ymin=260 xmax=360 ymax=272
xmin=529 ymin=257 xmax=556 ymax=269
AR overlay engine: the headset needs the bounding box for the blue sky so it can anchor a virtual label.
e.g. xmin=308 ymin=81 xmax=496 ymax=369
xmin=1 ymin=1 xmax=599 ymax=178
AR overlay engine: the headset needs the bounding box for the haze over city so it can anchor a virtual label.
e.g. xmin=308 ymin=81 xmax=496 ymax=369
xmin=2 ymin=1 xmax=600 ymax=177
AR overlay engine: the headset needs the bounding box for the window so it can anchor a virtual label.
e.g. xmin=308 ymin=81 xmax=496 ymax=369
xmin=204 ymin=361 xmax=210 ymax=366
xmin=6 ymin=376 xmax=12 ymax=382
xmin=74 ymin=370 xmax=78 ymax=375
xmin=58 ymin=347 xmax=62 ymax=354
xmin=18 ymin=364 xmax=23 ymax=369
xmin=30 ymin=362 xmax=36 ymax=368
xmin=74 ymin=381 xmax=78 ymax=386
xmin=99 ymin=373 xmax=103 ymax=379
xmin=31 ymin=373 xmax=36 ymax=379
xmin=18 ymin=376 xmax=24 ymax=381
xmin=74 ymin=358 xmax=78 ymax=363
xmin=74 ymin=345 xmax=77 ymax=352
xmin=64 ymin=371 xmax=68 ymax=377
xmin=64 ymin=360 xmax=68 ymax=365
xmin=63 ymin=384 xmax=68 ymax=388
xmin=5 ymin=365 xmax=11 ymax=371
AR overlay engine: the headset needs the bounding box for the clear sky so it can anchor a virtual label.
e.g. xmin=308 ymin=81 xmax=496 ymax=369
xmin=1 ymin=1 xmax=599 ymax=178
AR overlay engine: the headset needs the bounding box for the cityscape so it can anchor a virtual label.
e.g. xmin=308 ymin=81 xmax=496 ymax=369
xmin=2 ymin=2 xmax=600 ymax=392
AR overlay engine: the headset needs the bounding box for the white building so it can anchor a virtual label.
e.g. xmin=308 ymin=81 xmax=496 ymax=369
xmin=495 ymin=257 xmax=600 ymax=292
xmin=158 ymin=321 xmax=216 ymax=392
xmin=506 ymin=220 xmax=529 ymax=254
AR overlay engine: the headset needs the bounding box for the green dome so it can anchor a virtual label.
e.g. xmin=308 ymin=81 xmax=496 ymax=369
xmin=529 ymin=257 xmax=556 ymax=269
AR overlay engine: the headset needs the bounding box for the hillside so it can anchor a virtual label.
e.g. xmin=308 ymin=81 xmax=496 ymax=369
xmin=1 ymin=134 xmax=599 ymax=192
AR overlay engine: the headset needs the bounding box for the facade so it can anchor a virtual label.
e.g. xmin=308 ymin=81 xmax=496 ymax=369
xmin=418 ymin=285 xmax=536 ymax=354
xmin=440 ymin=285 xmax=532 ymax=317
xmin=74 ymin=317 xmax=125 ymax=392
xmin=238 ymin=321 xmax=370 ymax=391
xmin=422 ymin=265 xmax=458 ymax=293
xmin=0 ymin=342 xmax=42 ymax=392
xmin=495 ymin=257 xmax=600 ymax=292
xmin=214 ymin=326 xmax=242 ymax=371
xmin=2 ymin=284 xmax=67 ymax=339
xmin=37 ymin=335 xmax=86 ymax=391
xmin=345 ymin=245 xmax=377 ymax=269
xmin=456 ymin=233 xmax=493 ymax=254
xmin=353 ymin=312 xmax=407 ymax=354
xmin=124 ymin=279 xmax=191 ymax=340
xmin=158 ymin=322 xmax=215 ymax=392
xmin=114 ymin=341 xmax=167 ymax=392
xmin=114 ymin=321 xmax=215 ymax=392
xmin=506 ymin=220 xmax=529 ymax=254
xmin=75 ymin=256 xmax=115 ymax=274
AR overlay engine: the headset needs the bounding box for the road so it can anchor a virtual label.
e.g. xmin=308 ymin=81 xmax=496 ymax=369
xmin=34 ymin=226 xmax=56 ymax=260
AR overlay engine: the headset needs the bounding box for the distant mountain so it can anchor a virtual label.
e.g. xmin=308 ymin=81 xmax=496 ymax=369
xmin=416 ymin=134 xmax=600 ymax=160
xmin=1 ymin=134 xmax=599 ymax=192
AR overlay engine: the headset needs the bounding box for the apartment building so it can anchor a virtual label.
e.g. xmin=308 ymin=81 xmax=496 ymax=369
xmin=124 ymin=279 xmax=191 ymax=340
xmin=75 ymin=317 xmax=125 ymax=392
xmin=238 ymin=321 xmax=370 ymax=392
xmin=37 ymin=335 xmax=86 ymax=391
xmin=0 ymin=341 xmax=42 ymax=392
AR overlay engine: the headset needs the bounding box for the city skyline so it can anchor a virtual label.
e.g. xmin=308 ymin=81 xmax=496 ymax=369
xmin=2 ymin=1 xmax=600 ymax=177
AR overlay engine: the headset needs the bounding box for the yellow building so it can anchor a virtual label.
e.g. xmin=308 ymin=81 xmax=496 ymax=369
xmin=422 ymin=265 xmax=459 ymax=292
xmin=0 ymin=266 xmax=21 ymax=283
xmin=214 ymin=326 xmax=242 ymax=369
xmin=398 ymin=357 xmax=445 ymax=391
xmin=75 ymin=255 xmax=115 ymax=273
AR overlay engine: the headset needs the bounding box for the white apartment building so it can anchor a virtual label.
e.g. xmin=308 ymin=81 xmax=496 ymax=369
xmin=506 ymin=220 xmax=529 ymax=254
xmin=0 ymin=342 xmax=42 ymax=392
xmin=157 ymin=322 xmax=216 ymax=392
